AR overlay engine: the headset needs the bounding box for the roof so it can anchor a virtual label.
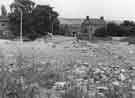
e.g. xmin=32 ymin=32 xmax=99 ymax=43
xmin=84 ymin=18 xmax=105 ymax=25
xmin=59 ymin=18 xmax=83 ymax=25
xmin=59 ymin=17 xmax=105 ymax=25
xmin=0 ymin=16 xmax=9 ymax=21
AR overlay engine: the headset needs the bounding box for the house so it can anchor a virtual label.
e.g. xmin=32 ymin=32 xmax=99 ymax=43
xmin=0 ymin=16 xmax=11 ymax=38
xmin=59 ymin=18 xmax=83 ymax=36
xmin=80 ymin=16 xmax=106 ymax=40
xmin=59 ymin=16 xmax=106 ymax=40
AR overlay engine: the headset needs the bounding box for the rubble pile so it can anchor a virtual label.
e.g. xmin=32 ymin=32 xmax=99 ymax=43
xmin=1 ymin=38 xmax=135 ymax=98
xmin=57 ymin=60 xmax=135 ymax=98
xmin=46 ymin=41 xmax=135 ymax=98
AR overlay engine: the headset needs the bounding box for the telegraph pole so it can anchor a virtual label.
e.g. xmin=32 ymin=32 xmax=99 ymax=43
xmin=18 ymin=7 xmax=23 ymax=43
xmin=20 ymin=9 xmax=23 ymax=43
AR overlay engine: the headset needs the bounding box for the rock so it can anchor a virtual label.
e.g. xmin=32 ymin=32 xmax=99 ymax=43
xmin=119 ymin=73 xmax=126 ymax=81
xmin=121 ymin=69 xmax=126 ymax=72
xmin=129 ymin=50 xmax=134 ymax=54
xmin=53 ymin=81 xmax=67 ymax=90
xmin=132 ymin=85 xmax=135 ymax=90
xmin=96 ymin=86 xmax=108 ymax=90
xmin=97 ymin=62 xmax=104 ymax=66
xmin=112 ymin=81 xmax=120 ymax=86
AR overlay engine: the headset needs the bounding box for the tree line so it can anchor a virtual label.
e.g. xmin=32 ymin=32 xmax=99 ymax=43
xmin=94 ymin=20 xmax=135 ymax=37
xmin=7 ymin=0 xmax=59 ymax=40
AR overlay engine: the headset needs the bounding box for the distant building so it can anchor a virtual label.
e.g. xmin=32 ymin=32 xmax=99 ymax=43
xmin=59 ymin=18 xmax=83 ymax=36
xmin=80 ymin=16 xmax=106 ymax=40
xmin=59 ymin=16 xmax=106 ymax=40
xmin=0 ymin=16 xmax=12 ymax=38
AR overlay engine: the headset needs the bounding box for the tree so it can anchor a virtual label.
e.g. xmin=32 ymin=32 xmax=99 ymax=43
xmin=9 ymin=1 xmax=59 ymax=40
xmin=94 ymin=27 xmax=107 ymax=37
xmin=9 ymin=0 xmax=35 ymax=39
xmin=1 ymin=5 xmax=7 ymax=16
xmin=94 ymin=22 xmax=129 ymax=37
xmin=121 ymin=20 xmax=134 ymax=27
xmin=31 ymin=5 xmax=59 ymax=35
xmin=10 ymin=0 xmax=35 ymax=14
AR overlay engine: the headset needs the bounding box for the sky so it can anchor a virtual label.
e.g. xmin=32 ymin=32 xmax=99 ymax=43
xmin=1 ymin=0 xmax=135 ymax=21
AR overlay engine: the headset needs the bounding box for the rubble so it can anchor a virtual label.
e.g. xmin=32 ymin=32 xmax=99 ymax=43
xmin=2 ymin=37 xmax=135 ymax=98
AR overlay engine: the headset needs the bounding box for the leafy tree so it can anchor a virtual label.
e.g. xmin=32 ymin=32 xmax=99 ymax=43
xmin=10 ymin=0 xmax=35 ymax=14
xmin=94 ymin=27 xmax=108 ymax=37
xmin=121 ymin=20 xmax=134 ymax=27
xmin=94 ymin=22 xmax=129 ymax=37
xmin=30 ymin=5 xmax=59 ymax=36
xmin=9 ymin=0 xmax=35 ymax=37
xmin=1 ymin=5 xmax=7 ymax=16
xmin=9 ymin=0 xmax=59 ymax=40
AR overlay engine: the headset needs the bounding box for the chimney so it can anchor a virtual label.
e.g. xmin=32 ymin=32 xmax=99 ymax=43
xmin=100 ymin=16 xmax=104 ymax=20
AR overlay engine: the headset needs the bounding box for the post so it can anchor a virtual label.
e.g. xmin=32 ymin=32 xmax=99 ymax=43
xmin=51 ymin=22 xmax=53 ymax=34
xmin=20 ymin=9 xmax=23 ymax=43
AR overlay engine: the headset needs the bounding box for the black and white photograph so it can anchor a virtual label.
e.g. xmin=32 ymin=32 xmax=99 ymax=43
xmin=0 ymin=0 xmax=135 ymax=98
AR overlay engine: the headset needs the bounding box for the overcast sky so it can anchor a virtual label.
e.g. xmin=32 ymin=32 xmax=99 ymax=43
xmin=1 ymin=0 xmax=135 ymax=20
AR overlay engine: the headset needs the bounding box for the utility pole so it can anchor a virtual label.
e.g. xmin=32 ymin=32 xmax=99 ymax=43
xmin=105 ymin=21 xmax=107 ymax=35
xmin=50 ymin=13 xmax=53 ymax=34
xmin=49 ymin=6 xmax=54 ymax=34
xmin=51 ymin=20 xmax=53 ymax=34
xmin=18 ymin=7 xmax=23 ymax=43
xmin=20 ymin=9 xmax=23 ymax=43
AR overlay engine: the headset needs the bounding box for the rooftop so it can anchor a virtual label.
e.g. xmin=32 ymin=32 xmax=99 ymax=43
xmin=59 ymin=17 xmax=105 ymax=25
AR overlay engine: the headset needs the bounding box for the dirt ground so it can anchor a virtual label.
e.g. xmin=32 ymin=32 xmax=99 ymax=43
xmin=0 ymin=36 xmax=134 ymax=67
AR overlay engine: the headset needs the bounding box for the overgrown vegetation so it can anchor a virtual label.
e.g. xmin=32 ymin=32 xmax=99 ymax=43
xmin=94 ymin=20 xmax=135 ymax=37
xmin=8 ymin=0 xmax=59 ymax=40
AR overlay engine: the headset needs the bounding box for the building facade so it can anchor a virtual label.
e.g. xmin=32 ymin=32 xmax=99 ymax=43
xmin=80 ymin=16 xmax=106 ymax=40
xmin=59 ymin=18 xmax=83 ymax=36
xmin=59 ymin=17 xmax=106 ymax=40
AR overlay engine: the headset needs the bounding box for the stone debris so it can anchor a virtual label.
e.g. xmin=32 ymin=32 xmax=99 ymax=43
xmin=1 ymin=37 xmax=135 ymax=98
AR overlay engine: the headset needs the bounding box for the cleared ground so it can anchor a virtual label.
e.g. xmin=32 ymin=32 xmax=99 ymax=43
xmin=0 ymin=36 xmax=135 ymax=67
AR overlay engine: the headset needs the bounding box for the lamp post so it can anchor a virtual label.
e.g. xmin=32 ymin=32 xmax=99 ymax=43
xmin=20 ymin=9 xmax=23 ymax=43
xmin=49 ymin=11 xmax=53 ymax=34
xmin=18 ymin=7 xmax=23 ymax=43
xmin=49 ymin=6 xmax=54 ymax=34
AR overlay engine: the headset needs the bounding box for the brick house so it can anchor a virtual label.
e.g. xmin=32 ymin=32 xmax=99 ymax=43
xmin=59 ymin=16 xmax=106 ymax=40
xmin=80 ymin=16 xmax=106 ymax=40
xmin=59 ymin=18 xmax=83 ymax=36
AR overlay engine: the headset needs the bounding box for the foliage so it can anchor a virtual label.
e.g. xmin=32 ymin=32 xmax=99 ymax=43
xmin=120 ymin=20 xmax=134 ymax=27
xmin=8 ymin=0 xmax=59 ymax=40
xmin=30 ymin=5 xmax=59 ymax=36
xmin=94 ymin=27 xmax=108 ymax=37
xmin=94 ymin=21 xmax=135 ymax=37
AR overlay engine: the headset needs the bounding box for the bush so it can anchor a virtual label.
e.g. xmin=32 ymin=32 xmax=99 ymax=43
xmin=94 ymin=22 xmax=130 ymax=37
xmin=94 ymin=27 xmax=108 ymax=37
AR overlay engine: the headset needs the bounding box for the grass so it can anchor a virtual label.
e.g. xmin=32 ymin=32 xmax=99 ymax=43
xmin=0 ymin=36 xmax=135 ymax=98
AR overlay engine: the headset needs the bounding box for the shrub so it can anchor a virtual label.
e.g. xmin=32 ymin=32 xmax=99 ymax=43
xmin=94 ymin=27 xmax=108 ymax=37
